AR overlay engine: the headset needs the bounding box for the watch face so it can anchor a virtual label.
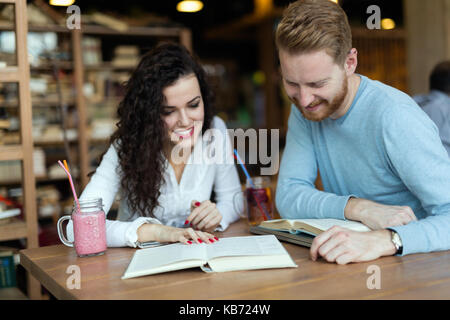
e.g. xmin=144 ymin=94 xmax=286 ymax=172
xmin=391 ymin=231 xmax=402 ymax=253
xmin=394 ymin=233 xmax=401 ymax=244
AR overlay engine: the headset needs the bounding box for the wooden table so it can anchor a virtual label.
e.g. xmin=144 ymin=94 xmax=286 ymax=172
xmin=19 ymin=219 xmax=450 ymax=300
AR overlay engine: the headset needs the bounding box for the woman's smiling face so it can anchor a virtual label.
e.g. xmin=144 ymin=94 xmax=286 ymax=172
xmin=162 ymin=73 xmax=205 ymax=150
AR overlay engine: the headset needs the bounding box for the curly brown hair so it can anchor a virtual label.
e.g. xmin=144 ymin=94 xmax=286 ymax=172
xmin=108 ymin=42 xmax=215 ymax=218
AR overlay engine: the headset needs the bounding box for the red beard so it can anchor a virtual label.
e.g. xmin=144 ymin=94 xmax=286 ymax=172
xmin=291 ymin=78 xmax=348 ymax=122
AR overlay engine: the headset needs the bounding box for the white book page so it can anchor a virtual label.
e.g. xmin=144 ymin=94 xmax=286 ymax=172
xmin=294 ymin=219 xmax=371 ymax=232
xmin=124 ymin=242 xmax=208 ymax=276
xmin=260 ymin=219 xmax=291 ymax=227
xmin=205 ymin=235 xmax=287 ymax=260
xmin=122 ymin=260 xmax=205 ymax=279
xmin=207 ymin=254 xmax=297 ymax=273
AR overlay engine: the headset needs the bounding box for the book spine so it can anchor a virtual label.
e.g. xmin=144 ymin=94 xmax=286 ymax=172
xmin=0 ymin=256 xmax=16 ymax=288
xmin=0 ymin=259 xmax=6 ymax=287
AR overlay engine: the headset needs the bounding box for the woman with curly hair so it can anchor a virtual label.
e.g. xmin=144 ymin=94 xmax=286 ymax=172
xmin=67 ymin=42 xmax=243 ymax=247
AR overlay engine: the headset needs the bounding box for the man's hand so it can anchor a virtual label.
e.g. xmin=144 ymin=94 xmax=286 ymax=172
xmin=310 ymin=226 xmax=397 ymax=265
xmin=345 ymin=198 xmax=417 ymax=230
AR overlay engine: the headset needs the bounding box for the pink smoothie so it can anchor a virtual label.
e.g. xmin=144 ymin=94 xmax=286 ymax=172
xmin=72 ymin=210 xmax=106 ymax=256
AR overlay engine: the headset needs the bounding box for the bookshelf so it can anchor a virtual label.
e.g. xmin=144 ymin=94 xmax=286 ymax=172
xmin=0 ymin=2 xmax=191 ymax=297
xmin=0 ymin=0 xmax=40 ymax=299
xmin=1 ymin=4 xmax=192 ymax=223
xmin=0 ymin=1 xmax=192 ymax=214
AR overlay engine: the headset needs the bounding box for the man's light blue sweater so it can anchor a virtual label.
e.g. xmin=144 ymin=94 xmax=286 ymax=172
xmin=276 ymin=75 xmax=450 ymax=255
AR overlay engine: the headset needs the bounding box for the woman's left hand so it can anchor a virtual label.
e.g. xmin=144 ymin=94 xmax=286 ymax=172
xmin=186 ymin=200 xmax=222 ymax=232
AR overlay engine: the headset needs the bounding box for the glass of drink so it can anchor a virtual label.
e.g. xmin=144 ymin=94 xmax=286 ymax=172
xmin=234 ymin=176 xmax=279 ymax=226
xmin=57 ymin=198 xmax=107 ymax=257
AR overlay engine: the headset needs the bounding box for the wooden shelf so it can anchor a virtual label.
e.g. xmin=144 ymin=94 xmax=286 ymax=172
xmin=0 ymin=218 xmax=27 ymax=241
xmin=0 ymin=0 xmax=44 ymax=300
xmin=30 ymin=61 xmax=136 ymax=72
xmin=32 ymin=100 xmax=75 ymax=107
xmin=0 ymin=22 xmax=68 ymax=33
xmin=30 ymin=61 xmax=73 ymax=71
xmin=33 ymin=137 xmax=108 ymax=147
xmin=1 ymin=98 xmax=76 ymax=108
xmin=82 ymin=24 xmax=184 ymax=37
xmin=2 ymin=96 xmax=120 ymax=108
xmin=0 ymin=22 xmax=186 ymax=36
xmin=0 ymin=175 xmax=69 ymax=186
xmin=0 ymin=145 xmax=23 ymax=161
xmin=84 ymin=62 xmax=135 ymax=71
xmin=0 ymin=287 xmax=28 ymax=300
xmin=0 ymin=66 xmax=20 ymax=82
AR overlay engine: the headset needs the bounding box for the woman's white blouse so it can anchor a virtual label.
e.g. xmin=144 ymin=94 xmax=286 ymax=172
xmin=67 ymin=116 xmax=243 ymax=247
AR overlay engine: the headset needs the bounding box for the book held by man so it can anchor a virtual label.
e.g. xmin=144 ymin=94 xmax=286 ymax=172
xmin=250 ymin=218 xmax=371 ymax=247
xmin=121 ymin=235 xmax=297 ymax=279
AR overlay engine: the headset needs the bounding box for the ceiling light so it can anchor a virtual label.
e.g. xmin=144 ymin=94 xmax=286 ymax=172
xmin=177 ymin=1 xmax=204 ymax=13
xmin=381 ymin=18 xmax=396 ymax=30
xmin=49 ymin=0 xmax=75 ymax=6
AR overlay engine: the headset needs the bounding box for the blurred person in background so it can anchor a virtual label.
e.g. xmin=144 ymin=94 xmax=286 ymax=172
xmin=414 ymin=61 xmax=450 ymax=156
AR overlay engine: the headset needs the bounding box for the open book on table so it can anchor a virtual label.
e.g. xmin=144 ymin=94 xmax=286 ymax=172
xmin=122 ymin=235 xmax=297 ymax=279
xmin=251 ymin=219 xmax=371 ymax=247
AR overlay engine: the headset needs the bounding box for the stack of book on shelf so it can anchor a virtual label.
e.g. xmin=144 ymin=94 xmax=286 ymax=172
xmin=0 ymin=119 xmax=11 ymax=145
xmin=0 ymin=207 xmax=20 ymax=226
xmin=0 ymin=149 xmax=47 ymax=182
xmin=30 ymin=73 xmax=73 ymax=104
xmin=33 ymin=125 xmax=78 ymax=143
xmin=33 ymin=148 xmax=46 ymax=178
xmin=90 ymin=119 xmax=116 ymax=140
xmin=88 ymin=12 xmax=129 ymax=32
xmin=0 ymin=189 xmax=21 ymax=225
xmin=37 ymin=186 xmax=61 ymax=219
xmin=112 ymin=46 xmax=140 ymax=67
xmin=0 ymin=161 xmax=22 ymax=183
xmin=82 ymin=37 xmax=102 ymax=66
xmin=0 ymin=247 xmax=18 ymax=289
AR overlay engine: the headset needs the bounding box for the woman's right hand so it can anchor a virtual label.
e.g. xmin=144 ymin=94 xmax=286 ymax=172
xmin=137 ymin=223 xmax=218 ymax=245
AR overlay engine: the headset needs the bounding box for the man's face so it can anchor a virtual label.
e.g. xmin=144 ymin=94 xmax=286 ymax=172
xmin=279 ymin=49 xmax=349 ymax=122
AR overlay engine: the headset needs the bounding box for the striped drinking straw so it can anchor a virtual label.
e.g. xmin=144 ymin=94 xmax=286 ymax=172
xmin=233 ymin=149 xmax=270 ymax=221
xmin=57 ymin=160 xmax=80 ymax=213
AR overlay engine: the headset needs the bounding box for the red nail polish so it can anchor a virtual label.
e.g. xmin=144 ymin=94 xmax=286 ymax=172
xmin=209 ymin=239 xmax=214 ymax=243
xmin=187 ymin=241 xmax=192 ymax=244
xmin=198 ymin=239 xmax=202 ymax=243
xmin=195 ymin=202 xmax=201 ymax=207
xmin=214 ymin=237 xmax=219 ymax=241
xmin=184 ymin=220 xmax=189 ymax=225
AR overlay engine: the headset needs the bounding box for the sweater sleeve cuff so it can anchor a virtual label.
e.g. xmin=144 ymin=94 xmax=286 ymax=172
xmin=124 ymin=217 xmax=162 ymax=248
xmin=335 ymin=194 xmax=357 ymax=221
xmin=215 ymin=202 xmax=240 ymax=232
xmin=388 ymin=224 xmax=415 ymax=256
xmin=216 ymin=212 xmax=232 ymax=232
xmin=216 ymin=217 xmax=230 ymax=232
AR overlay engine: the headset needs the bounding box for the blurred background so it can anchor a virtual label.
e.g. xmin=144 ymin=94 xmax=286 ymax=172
xmin=0 ymin=0 xmax=449 ymax=298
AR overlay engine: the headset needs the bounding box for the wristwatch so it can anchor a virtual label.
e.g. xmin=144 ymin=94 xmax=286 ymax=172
xmin=389 ymin=229 xmax=403 ymax=255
